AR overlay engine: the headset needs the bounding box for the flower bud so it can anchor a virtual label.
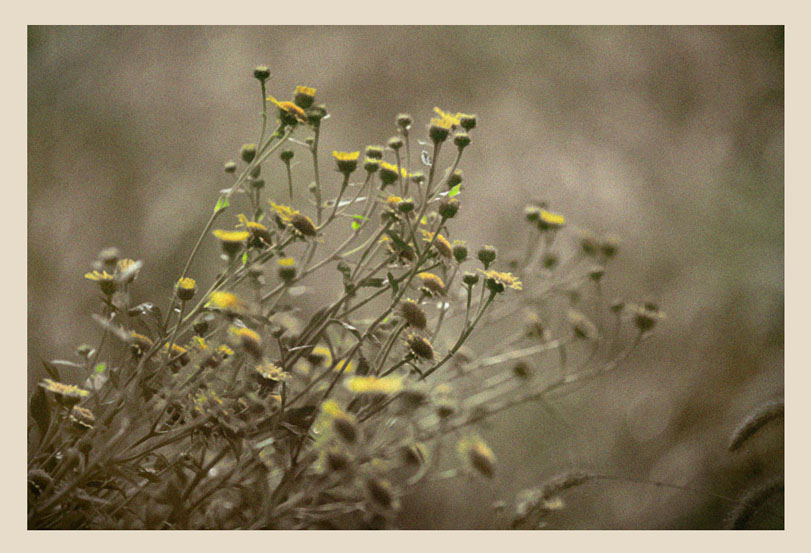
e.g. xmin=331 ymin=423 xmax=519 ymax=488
xmin=280 ymin=149 xmax=294 ymax=163
xmin=224 ymin=160 xmax=237 ymax=174
xmin=293 ymin=85 xmax=316 ymax=109
xmin=365 ymin=145 xmax=384 ymax=160
xmin=396 ymin=113 xmax=413 ymax=130
xmin=175 ymin=277 xmax=197 ymax=301
xmin=462 ymin=271 xmax=479 ymax=286
xmin=453 ymin=131 xmax=471 ymax=149
xmin=452 ymin=241 xmax=468 ymax=263
xmin=438 ymin=197 xmax=460 ymax=219
xmin=477 ymin=245 xmax=497 ymax=269
xmin=446 ymin=169 xmax=463 ymax=188
xmin=459 ymin=114 xmax=477 ymax=131
xmin=249 ymin=164 xmax=261 ymax=179
xmin=364 ymin=158 xmax=379 ymax=173
xmin=277 ymin=257 xmax=297 ymax=282
xmin=387 ymin=136 xmax=403 ymax=150
xmin=253 ymin=65 xmax=271 ymax=81
xmin=240 ymin=143 xmax=257 ymax=163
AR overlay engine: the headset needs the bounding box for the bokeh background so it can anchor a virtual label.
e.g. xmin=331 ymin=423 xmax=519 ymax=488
xmin=27 ymin=26 xmax=783 ymax=529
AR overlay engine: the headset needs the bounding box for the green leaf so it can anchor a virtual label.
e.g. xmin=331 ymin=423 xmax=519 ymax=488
xmin=94 ymin=362 xmax=107 ymax=374
xmin=359 ymin=277 xmax=385 ymax=288
xmin=384 ymin=230 xmax=412 ymax=253
xmin=242 ymin=251 xmax=249 ymax=265
xmin=214 ymin=195 xmax=230 ymax=214
xmin=449 ymin=184 xmax=462 ymax=197
xmin=41 ymin=359 xmax=60 ymax=382
xmin=387 ymin=272 xmax=399 ymax=295
xmin=352 ymin=214 xmax=368 ymax=221
xmin=351 ymin=220 xmax=362 ymax=230
xmin=29 ymin=386 xmax=50 ymax=445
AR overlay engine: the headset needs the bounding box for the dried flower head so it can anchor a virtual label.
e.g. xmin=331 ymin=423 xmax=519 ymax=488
xmin=567 ymin=310 xmax=599 ymax=340
xmin=69 ymin=405 xmax=95 ymax=431
xmin=365 ymin=477 xmax=398 ymax=510
xmin=400 ymin=299 xmax=427 ymax=330
xmin=129 ymin=331 xmax=154 ymax=357
xmin=458 ymin=436 xmax=496 ymax=479
xmin=237 ymin=214 xmax=273 ymax=248
xmin=269 ymin=201 xmax=317 ymax=238
xmin=306 ymin=345 xmax=333 ymax=367
xmin=417 ymin=272 xmax=445 ymax=296
xmin=321 ymin=400 xmax=358 ymax=444
xmin=229 ymin=326 xmax=264 ymax=358
xmin=420 ymin=230 xmax=453 ymax=259
xmin=406 ymin=333 xmax=434 ymax=361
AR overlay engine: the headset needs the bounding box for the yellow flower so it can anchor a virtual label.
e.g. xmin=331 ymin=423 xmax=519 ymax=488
xmin=332 ymin=150 xmax=360 ymax=174
xmin=237 ymin=214 xmax=273 ymax=247
xmin=212 ymin=229 xmax=250 ymax=257
xmin=229 ymin=326 xmax=263 ymax=358
xmin=385 ymin=195 xmax=403 ymax=206
xmin=420 ymin=230 xmax=453 ymax=259
xmin=539 ymin=209 xmax=565 ymax=229
xmin=267 ymin=95 xmax=308 ymax=124
xmin=332 ymin=358 xmax=355 ymax=374
xmin=269 ymin=201 xmax=317 ymax=237
xmin=129 ymin=331 xmax=154 ymax=357
xmin=115 ymin=258 xmax=141 ymax=283
xmin=378 ymin=161 xmax=410 ymax=186
xmin=293 ymin=85 xmax=317 ymax=108
xmin=254 ymin=360 xmax=289 ymax=388
xmin=39 ymin=378 xmax=90 ymax=405
xmin=84 ymin=270 xmax=117 ymax=295
xmin=207 ymin=291 xmax=247 ymax=313
xmin=321 ymin=400 xmax=357 ymax=443
xmin=212 ymin=229 xmax=251 ymax=242
xmin=345 ymin=375 xmax=404 ymax=395
xmin=306 ymin=345 xmax=333 ymax=367
xmin=477 ymin=269 xmax=523 ymax=291
xmin=457 ymin=436 xmax=496 ymax=479
xmin=175 ymin=277 xmax=197 ymax=301
xmin=433 ymin=107 xmax=462 ymax=127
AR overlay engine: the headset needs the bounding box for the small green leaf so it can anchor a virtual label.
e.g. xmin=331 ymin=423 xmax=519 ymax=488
xmin=214 ymin=195 xmax=230 ymax=214
xmin=352 ymin=215 xmax=368 ymax=221
xmin=351 ymin=220 xmax=362 ymax=230
xmin=94 ymin=362 xmax=107 ymax=374
xmin=387 ymin=272 xmax=399 ymax=295
xmin=242 ymin=251 xmax=249 ymax=265
xmin=359 ymin=278 xmax=385 ymax=288
xmin=384 ymin=230 xmax=411 ymax=253
xmin=449 ymin=184 xmax=462 ymax=197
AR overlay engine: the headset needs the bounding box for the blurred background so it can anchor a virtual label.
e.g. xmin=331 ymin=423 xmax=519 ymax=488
xmin=27 ymin=26 xmax=783 ymax=529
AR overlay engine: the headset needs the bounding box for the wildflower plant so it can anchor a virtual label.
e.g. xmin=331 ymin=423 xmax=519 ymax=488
xmin=28 ymin=67 xmax=665 ymax=530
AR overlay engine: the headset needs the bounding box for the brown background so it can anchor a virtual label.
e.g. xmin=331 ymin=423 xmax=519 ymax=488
xmin=27 ymin=26 xmax=783 ymax=528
